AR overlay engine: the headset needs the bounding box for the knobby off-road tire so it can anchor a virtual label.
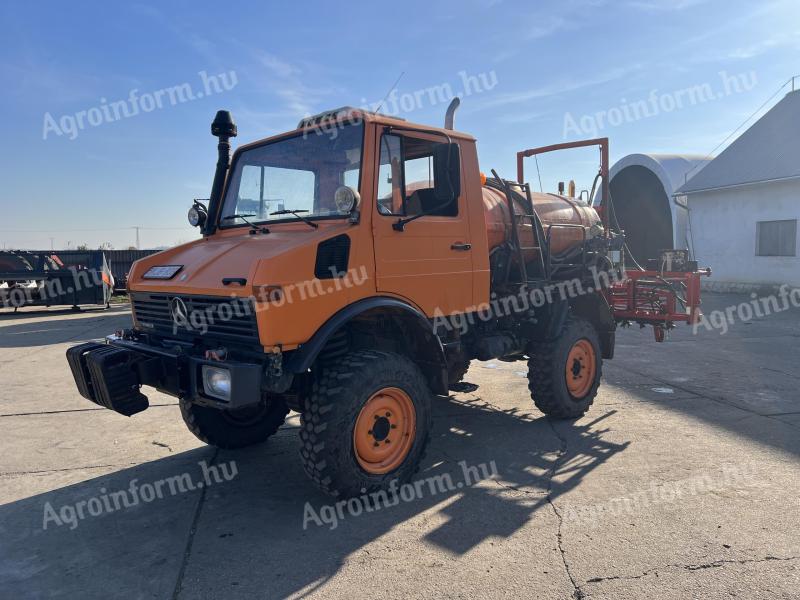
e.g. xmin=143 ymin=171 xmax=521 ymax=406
xmin=527 ymin=315 xmax=602 ymax=419
xmin=299 ymin=350 xmax=433 ymax=498
xmin=180 ymin=396 xmax=289 ymax=449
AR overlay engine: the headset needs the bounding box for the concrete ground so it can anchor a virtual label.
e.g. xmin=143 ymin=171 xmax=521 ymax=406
xmin=1 ymin=293 xmax=799 ymax=599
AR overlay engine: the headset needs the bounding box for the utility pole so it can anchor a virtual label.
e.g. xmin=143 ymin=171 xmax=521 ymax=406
xmin=133 ymin=226 xmax=141 ymax=250
xmin=49 ymin=237 xmax=55 ymax=250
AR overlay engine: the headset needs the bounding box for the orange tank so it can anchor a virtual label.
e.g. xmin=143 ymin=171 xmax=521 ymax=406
xmin=482 ymin=185 xmax=601 ymax=260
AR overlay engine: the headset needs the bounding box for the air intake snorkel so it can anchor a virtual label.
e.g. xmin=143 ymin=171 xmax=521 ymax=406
xmin=203 ymin=110 xmax=237 ymax=235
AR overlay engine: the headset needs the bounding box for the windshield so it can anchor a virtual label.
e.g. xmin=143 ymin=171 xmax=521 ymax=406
xmin=220 ymin=123 xmax=364 ymax=226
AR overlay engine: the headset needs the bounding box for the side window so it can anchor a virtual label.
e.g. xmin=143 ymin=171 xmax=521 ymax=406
xmin=376 ymin=134 xmax=459 ymax=217
xmin=404 ymin=155 xmax=434 ymax=199
xmin=377 ymin=135 xmax=402 ymax=215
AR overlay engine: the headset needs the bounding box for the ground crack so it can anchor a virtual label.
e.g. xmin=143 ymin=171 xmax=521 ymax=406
xmin=492 ymin=479 xmax=539 ymax=495
xmin=171 ymin=447 xmax=219 ymax=600
xmin=586 ymin=555 xmax=800 ymax=584
xmin=0 ymin=403 xmax=176 ymax=418
xmin=0 ymin=463 xmax=135 ymax=477
xmin=545 ymin=418 xmax=586 ymax=600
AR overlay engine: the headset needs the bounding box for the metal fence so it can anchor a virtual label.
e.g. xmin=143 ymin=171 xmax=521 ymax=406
xmin=104 ymin=250 xmax=161 ymax=291
xmin=27 ymin=249 xmax=161 ymax=292
xmin=1 ymin=250 xmax=114 ymax=309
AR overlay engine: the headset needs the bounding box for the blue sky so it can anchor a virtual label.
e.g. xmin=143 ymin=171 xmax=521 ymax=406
xmin=0 ymin=0 xmax=797 ymax=249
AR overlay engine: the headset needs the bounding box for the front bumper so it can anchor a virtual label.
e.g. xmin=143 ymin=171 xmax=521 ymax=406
xmin=66 ymin=338 xmax=263 ymax=416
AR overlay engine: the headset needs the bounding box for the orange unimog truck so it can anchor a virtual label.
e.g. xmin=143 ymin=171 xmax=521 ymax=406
xmin=67 ymin=103 xmax=708 ymax=497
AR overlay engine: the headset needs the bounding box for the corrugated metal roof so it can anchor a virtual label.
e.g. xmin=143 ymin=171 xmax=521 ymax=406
xmin=677 ymin=89 xmax=800 ymax=195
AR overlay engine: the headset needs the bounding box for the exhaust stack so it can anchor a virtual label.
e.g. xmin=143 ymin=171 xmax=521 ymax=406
xmin=444 ymin=97 xmax=460 ymax=130
xmin=205 ymin=110 xmax=238 ymax=234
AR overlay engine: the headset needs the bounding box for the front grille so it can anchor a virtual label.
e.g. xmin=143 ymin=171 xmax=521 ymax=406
xmin=131 ymin=293 xmax=260 ymax=345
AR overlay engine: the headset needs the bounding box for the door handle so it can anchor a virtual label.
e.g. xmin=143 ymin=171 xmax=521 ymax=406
xmin=451 ymin=243 xmax=472 ymax=251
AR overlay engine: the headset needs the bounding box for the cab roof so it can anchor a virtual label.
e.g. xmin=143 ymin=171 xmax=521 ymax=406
xmin=236 ymin=106 xmax=475 ymax=154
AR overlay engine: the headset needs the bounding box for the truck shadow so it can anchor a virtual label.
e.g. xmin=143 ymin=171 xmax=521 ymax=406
xmin=0 ymin=306 xmax=131 ymax=348
xmin=0 ymin=394 xmax=628 ymax=599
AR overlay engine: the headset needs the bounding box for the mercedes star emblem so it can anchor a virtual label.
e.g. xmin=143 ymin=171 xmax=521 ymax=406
xmin=169 ymin=297 xmax=189 ymax=328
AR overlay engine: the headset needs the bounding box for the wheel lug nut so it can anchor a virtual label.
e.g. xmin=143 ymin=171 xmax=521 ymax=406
xmin=385 ymin=439 xmax=390 ymax=444
xmin=368 ymin=430 xmax=372 ymax=435
xmin=391 ymin=424 xmax=397 ymax=429
xmin=373 ymin=442 xmax=379 ymax=447
xmin=385 ymin=412 xmax=391 ymax=417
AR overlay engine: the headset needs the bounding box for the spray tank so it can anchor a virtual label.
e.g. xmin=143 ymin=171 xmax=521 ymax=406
xmin=481 ymin=181 xmax=603 ymax=261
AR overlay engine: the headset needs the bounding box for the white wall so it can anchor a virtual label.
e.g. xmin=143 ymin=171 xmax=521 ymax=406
xmin=688 ymin=178 xmax=800 ymax=287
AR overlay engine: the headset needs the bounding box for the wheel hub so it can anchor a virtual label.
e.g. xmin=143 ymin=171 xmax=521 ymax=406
xmin=565 ymin=339 xmax=596 ymax=399
xmin=371 ymin=416 xmax=391 ymax=441
xmin=353 ymin=387 xmax=416 ymax=474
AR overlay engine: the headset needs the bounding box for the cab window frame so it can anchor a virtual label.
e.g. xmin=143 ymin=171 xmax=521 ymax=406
xmin=375 ymin=132 xmax=459 ymax=219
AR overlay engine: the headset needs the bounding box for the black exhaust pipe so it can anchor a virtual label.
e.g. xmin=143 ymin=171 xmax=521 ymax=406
xmin=444 ymin=97 xmax=460 ymax=130
xmin=204 ymin=110 xmax=237 ymax=235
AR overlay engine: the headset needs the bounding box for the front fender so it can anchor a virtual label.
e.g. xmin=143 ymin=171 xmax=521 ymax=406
xmin=285 ymin=296 xmax=448 ymax=395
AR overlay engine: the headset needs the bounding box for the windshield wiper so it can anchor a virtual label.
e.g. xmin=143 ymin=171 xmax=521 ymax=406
xmin=222 ymin=213 xmax=270 ymax=234
xmin=269 ymin=209 xmax=319 ymax=229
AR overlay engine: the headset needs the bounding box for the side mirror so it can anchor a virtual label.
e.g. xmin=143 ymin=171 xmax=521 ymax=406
xmin=433 ymin=142 xmax=461 ymax=203
xmin=188 ymin=200 xmax=208 ymax=228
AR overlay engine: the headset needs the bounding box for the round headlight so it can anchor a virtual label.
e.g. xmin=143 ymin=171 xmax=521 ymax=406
xmin=188 ymin=205 xmax=206 ymax=227
xmin=334 ymin=186 xmax=360 ymax=213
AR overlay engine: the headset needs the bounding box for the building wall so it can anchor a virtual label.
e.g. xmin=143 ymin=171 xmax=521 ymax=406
xmin=688 ymin=178 xmax=800 ymax=288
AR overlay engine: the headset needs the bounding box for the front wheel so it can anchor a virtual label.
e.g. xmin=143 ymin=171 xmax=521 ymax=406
xmin=299 ymin=350 xmax=432 ymax=498
xmin=180 ymin=396 xmax=289 ymax=449
xmin=527 ymin=316 xmax=602 ymax=418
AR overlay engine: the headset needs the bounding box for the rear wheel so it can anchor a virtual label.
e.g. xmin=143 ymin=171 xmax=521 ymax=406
xmin=527 ymin=316 xmax=601 ymax=418
xmin=299 ymin=350 xmax=432 ymax=497
xmin=180 ymin=396 xmax=289 ymax=449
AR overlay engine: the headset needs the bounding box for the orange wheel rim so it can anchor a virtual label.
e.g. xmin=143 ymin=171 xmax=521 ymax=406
xmin=565 ymin=339 xmax=596 ymax=399
xmin=353 ymin=387 xmax=416 ymax=475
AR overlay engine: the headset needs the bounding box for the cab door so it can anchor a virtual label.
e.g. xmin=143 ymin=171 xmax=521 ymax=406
xmin=371 ymin=129 xmax=474 ymax=316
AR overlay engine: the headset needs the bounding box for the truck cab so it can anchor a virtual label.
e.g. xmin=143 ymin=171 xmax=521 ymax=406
xmin=130 ymin=109 xmax=489 ymax=343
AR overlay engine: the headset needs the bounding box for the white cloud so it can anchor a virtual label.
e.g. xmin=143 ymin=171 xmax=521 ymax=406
xmin=257 ymin=52 xmax=301 ymax=78
xmin=526 ymin=16 xmax=569 ymax=40
xmin=470 ymin=64 xmax=641 ymax=111
xmin=627 ymin=0 xmax=710 ymax=10
xmin=495 ymin=109 xmax=552 ymax=125
xmin=727 ymin=30 xmax=800 ymax=59
xmin=245 ymin=52 xmax=341 ymax=117
xmin=130 ymin=4 xmax=223 ymax=67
